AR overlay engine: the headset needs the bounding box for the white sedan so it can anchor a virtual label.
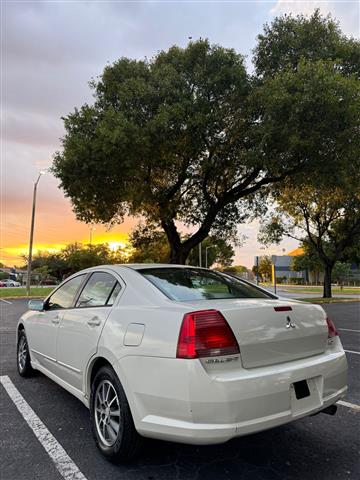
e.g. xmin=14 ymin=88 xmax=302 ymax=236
xmin=17 ymin=264 xmax=347 ymax=462
xmin=3 ymin=279 xmax=21 ymax=287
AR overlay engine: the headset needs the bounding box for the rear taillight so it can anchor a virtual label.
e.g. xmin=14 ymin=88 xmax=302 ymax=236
xmin=326 ymin=316 xmax=339 ymax=338
xmin=176 ymin=309 xmax=240 ymax=359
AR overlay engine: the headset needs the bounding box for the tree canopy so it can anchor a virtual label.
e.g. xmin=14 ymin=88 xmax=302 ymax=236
xmin=254 ymin=9 xmax=360 ymax=77
xmin=53 ymin=11 xmax=360 ymax=264
xmin=259 ymin=186 xmax=360 ymax=297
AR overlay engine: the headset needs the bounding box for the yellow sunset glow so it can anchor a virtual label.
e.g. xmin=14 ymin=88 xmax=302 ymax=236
xmin=108 ymin=241 xmax=127 ymax=251
xmin=1 ymin=234 xmax=131 ymax=267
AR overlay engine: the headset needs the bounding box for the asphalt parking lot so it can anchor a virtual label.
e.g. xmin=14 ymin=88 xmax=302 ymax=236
xmin=1 ymin=299 xmax=359 ymax=480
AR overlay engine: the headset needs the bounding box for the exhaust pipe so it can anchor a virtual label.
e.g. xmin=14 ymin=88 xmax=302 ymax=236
xmin=320 ymin=404 xmax=337 ymax=416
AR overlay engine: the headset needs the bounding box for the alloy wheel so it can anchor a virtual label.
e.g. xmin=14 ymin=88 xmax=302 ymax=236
xmin=94 ymin=379 xmax=121 ymax=447
xmin=18 ymin=336 xmax=28 ymax=372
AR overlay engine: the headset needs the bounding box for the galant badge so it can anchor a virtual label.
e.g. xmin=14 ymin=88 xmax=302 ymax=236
xmin=286 ymin=316 xmax=296 ymax=329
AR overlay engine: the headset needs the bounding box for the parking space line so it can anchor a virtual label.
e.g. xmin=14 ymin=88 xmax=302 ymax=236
xmin=338 ymin=400 xmax=360 ymax=412
xmin=0 ymin=375 xmax=88 ymax=480
xmin=0 ymin=299 xmax=12 ymax=304
xmin=344 ymin=350 xmax=360 ymax=355
xmin=339 ymin=328 xmax=360 ymax=333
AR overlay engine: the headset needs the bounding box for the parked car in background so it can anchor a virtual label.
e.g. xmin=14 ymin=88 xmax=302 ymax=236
xmin=2 ymin=279 xmax=21 ymax=287
xmin=16 ymin=264 xmax=347 ymax=463
xmin=0 ymin=281 xmax=6 ymax=287
xmin=40 ymin=277 xmax=59 ymax=286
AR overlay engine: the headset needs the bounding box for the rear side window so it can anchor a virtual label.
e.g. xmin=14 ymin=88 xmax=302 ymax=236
xmin=107 ymin=282 xmax=122 ymax=306
xmin=139 ymin=268 xmax=272 ymax=301
xmin=47 ymin=275 xmax=85 ymax=310
xmin=76 ymin=272 xmax=119 ymax=308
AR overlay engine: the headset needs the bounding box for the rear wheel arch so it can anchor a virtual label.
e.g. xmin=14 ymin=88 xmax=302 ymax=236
xmin=89 ymin=357 xmax=112 ymax=387
xmin=86 ymin=356 xmax=137 ymax=423
xmin=87 ymin=356 xmax=116 ymax=399
xmin=17 ymin=322 xmax=25 ymax=340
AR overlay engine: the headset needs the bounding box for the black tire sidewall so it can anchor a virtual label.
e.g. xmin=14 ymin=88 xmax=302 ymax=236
xmin=90 ymin=365 xmax=139 ymax=461
xmin=17 ymin=331 xmax=32 ymax=377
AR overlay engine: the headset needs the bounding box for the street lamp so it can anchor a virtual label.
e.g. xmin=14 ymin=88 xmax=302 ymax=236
xmin=26 ymin=171 xmax=46 ymax=296
xmin=89 ymin=225 xmax=96 ymax=246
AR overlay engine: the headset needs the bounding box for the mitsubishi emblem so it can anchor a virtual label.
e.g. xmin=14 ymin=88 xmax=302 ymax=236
xmin=286 ymin=316 xmax=296 ymax=329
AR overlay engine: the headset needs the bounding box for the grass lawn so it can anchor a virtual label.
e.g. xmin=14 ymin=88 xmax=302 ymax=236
xmin=0 ymin=287 xmax=54 ymax=299
xmin=280 ymin=286 xmax=360 ymax=295
xmin=300 ymin=297 xmax=360 ymax=304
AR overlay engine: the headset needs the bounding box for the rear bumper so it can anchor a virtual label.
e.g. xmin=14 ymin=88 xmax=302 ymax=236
xmin=114 ymin=339 xmax=348 ymax=445
xmin=138 ymin=387 xmax=347 ymax=445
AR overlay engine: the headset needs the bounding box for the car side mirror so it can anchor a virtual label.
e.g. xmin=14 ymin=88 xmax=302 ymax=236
xmin=28 ymin=299 xmax=45 ymax=311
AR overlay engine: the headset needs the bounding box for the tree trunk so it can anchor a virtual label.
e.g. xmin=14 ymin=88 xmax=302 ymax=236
xmin=161 ymin=218 xmax=210 ymax=265
xmin=323 ymin=264 xmax=333 ymax=298
xmin=169 ymin=244 xmax=190 ymax=265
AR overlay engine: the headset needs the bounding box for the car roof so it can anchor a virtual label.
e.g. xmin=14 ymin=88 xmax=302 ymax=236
xmin=87 ymin=264 xmax=204 ymax=272
xmin=123 ymin=264 xmax=201 ymax=270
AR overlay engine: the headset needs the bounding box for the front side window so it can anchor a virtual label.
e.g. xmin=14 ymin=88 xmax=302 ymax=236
xmin=139 ymin=268 xmax=273 ymax=301
xmin=47 ymin=275 xmax=85 ymax=310
xmin=76 ymin=272 xmax=119 ymax=308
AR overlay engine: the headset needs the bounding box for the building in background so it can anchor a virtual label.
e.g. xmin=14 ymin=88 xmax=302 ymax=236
xmin=254 ymin=248 xmax=360 ymax=285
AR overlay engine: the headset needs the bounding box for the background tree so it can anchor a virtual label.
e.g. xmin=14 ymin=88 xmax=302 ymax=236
xmin=61 ymin=243 xmax=113 ymax=273
xmin=53 ymin=17 xmax=358 ymax=264
xmin=128 ymin=223 xmax=170 ymax=264
xmin=252 ymin=256 xmax=272 ymax=282
xmin=22 ymin=251 xmax=70 ymax=280
xmin=221 ymin=265 xmax=248 ymax=275
xmin=259 ymin=186 xmax=360 ymax=298
xmin=332 ymin=262 xmax=352 ymax=289
xmin=291 ymin=243 xmax=323 ymax=284
xmin=259 ymin=256 xmax=272 ymax=282
xmin=254 ymin=9 xmax=360 ymax=78
xmin=24 ymin=244 xmax=129 ymax=280
xmin=33 ymin=266 xmax=50 ymax=285
xmin=187 ymin=236 xmax=235 ymax=268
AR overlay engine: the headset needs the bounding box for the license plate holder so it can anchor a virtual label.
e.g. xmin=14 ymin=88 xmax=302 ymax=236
xmin=293 ymin=380 xmax=310 ymax=400
xmin=290 ymin=376 xmax=322 ymax=415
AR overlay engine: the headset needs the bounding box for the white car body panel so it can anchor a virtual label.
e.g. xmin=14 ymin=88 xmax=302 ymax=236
xmin=25 ymin=308 xmax=62 ymax=375
xmin=17 ymin=264 xmax=348 ymax=445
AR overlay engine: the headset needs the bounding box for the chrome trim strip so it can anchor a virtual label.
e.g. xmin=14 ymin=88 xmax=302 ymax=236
xmin=30 ymin=349 xmax=56 ymax=363
xmin=30 ymin=349 xmax=81 ymax=374
xmin=57 ymin=360 xmax=82 ymax=374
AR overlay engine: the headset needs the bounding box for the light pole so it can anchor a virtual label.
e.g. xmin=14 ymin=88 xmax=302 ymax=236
xmin=89 ymin=226 xmax=96 ymax=246
xmin=272 ymin=255 xmax=277 ymax=295
xmin=205 ymin=245 xmax=215 ymax=269
xmin=199 ymin=242 xmax=202 ymax=267
xmin=26 ymin=171 xmax=46 ymax=296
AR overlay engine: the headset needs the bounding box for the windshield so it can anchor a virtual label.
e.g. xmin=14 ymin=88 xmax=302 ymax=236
xmin=138 ymin=268 xmax=273 ymax=301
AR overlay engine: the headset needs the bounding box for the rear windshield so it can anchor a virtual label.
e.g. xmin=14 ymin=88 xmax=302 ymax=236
xmin=138 ymin=268 xmax=273 ymax=301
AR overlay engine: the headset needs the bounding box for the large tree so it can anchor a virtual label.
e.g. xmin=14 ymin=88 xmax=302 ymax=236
xmin=254 ymin=9 xmax=360 ymax=78
xmin=53 ymin=13 xmax=359 ymax=264
xmin=128 ymin=222 xmax=235 ymax=268
xmin=259 ymin=186 xmax=360 ymax=298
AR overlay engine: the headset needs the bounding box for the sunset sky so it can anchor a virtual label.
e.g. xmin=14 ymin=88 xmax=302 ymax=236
xmin=2 ymin=1 xmax=359 ymax=268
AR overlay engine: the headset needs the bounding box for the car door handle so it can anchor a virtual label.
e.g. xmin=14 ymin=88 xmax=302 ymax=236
xmin=87 ymin=317 xmax=101 ymax=327
xmin=52 ymin=316 xmax=60 ymax=325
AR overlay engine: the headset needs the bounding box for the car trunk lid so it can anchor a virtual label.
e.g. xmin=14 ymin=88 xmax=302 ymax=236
xmin=180 ymin=299 xmax=328 ymax=368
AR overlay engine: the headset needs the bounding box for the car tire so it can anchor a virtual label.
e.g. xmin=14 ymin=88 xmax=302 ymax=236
xmin=17 ymin=330 xmax=34 ymax=377
xmin=90 ymin=365 xmax=143 ymax=463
